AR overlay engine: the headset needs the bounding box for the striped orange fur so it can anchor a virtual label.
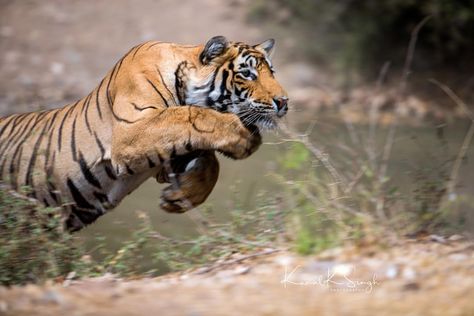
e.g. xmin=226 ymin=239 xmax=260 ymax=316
xmin=0 ymin=36 xmax=288 ymax=231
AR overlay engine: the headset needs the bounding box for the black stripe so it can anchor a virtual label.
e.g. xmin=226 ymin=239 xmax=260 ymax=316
xmin=185 ymin=141 xmax=193 ymax=151
xmin=71 ymin=206 xmax=100 ymax=226
xmin=0 ymin=113 xmax=36 ymax=154
xmin=25 ymin=115 xmax=50 ymax=196
xmin=5 ymin=112 xmax=47 ymax=187
xmin=156 ymin=151 xmax=164 ymax=163
xmin=43 ymin=111 xmax=60 ymax=204
xmin=146 ymin=78 xmax=169 ymax=107
xmin=66 ymin=213 xmax=83 ymax=232
xmin=67 ymin=178 xmax=94 ymax=209
xmin=104 ymin=164 xmax=117 ymax=180
xmin=106 ymin=64 xmax=118 ymax=108
xmin=3 ymin=114 xmax=27 ymax=141
xmin=46 ymin=151 xmax=60 ymax=204
xmin=71 ymin=114 xmax=78 ymax=161
xmin=205 ymin=66 xmax=221 ymax=107
xmin=113 ymin=58 xmax=124 ymax=82
xmin=57 ymin=104 xmax=76 ymax=151
xmin=0 ymin=114 xmax=20 ymax=140
xmin=46 ymin=109 xmax=60 ymax=132
xmin=208 ymin=65 xmax=221 ymax=92
xmin=155 ymin=66 xmax=177 ymax=105
xmin=93 ymin=132 xmax=106 ymax=158
xmin=104 ymin=65 xmax=137 ymax=124
xmin=93 ymin=191 xmax=110 ymax=205
xmin=110 ymin=111 xmax=137 ymax=124
xmin=146 ymin=155 xmax=156 ymax=168
xmin=47 ymin=180 xmax=60 ymax=204
xmin=95 ymin=79 xmax=105 ymax=120
xmin=78 ymin=152 xmax=102 ymax=189
xmin=220 ymin=69 xmax=229 ymax=95
xmin=122 ymin=44 xmax=140 ymax=61
xmin=131 ymin=102 xmax=158 ymax=111
xmin=8 ymin=147 xmax=22 ymax=190
xmin=131 ymin=42 xmax=147 ymax=60
xmin=174 ymin=62 xmax=185 ymax=105
xmin=146 ymin=41 xmax=161 ymax=51
xmin=125 ymin=164 xmax=135 ymax=175
xmin=83 ymin=94 xmax=93 ymax=134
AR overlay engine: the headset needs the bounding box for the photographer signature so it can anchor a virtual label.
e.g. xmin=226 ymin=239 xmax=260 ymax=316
xmin=281 ymin=265 xmax=378 ymax=293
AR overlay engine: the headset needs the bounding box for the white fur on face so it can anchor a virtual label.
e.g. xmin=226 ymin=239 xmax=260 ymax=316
xmin=184 ymin=52 xmax=279 ymax=129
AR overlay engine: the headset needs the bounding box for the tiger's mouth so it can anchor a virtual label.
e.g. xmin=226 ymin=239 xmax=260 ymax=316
xmin=237 ymin=101 xmax=287 ymax=130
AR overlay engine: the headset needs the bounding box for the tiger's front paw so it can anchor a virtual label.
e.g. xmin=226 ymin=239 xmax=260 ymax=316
xmin=219 ymin=124 xmax=262 ymax=159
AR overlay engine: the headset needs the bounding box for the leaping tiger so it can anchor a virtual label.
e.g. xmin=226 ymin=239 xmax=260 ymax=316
xmin=0 ymin=36 xmax=289 ymax=231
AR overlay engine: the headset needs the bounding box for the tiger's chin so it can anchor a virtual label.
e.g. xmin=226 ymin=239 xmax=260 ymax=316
xmin=255 ymin=116 xmax=278 ymax=130
xmin=240 ymin=114 xmax=279 ymax=131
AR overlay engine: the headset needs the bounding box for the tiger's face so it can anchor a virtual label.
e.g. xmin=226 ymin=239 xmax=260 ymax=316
xmin=186 ymin=36 xmax=289 ymax=129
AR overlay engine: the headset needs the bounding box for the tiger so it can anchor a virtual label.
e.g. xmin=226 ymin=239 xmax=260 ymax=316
xmin=0 ymin=36 xmax=289 ymax=232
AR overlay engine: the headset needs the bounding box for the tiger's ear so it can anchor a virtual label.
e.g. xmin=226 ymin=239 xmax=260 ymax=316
xmin=254 ymin=39 xmax=275 ymax=58
xmin=200 ymin=36 xmax=229 ymax=65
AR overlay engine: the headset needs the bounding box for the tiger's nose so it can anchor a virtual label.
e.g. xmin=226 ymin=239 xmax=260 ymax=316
xmin=273 ymin=96 xmax=288 ymax=117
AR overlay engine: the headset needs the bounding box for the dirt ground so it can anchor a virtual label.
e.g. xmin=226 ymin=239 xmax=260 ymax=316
xmin=2 ymin=237 xmax=474 ymax=316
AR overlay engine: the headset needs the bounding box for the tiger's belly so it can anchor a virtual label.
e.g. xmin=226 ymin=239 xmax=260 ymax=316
xmin=58 ymin=160 xmax=161 ymax=231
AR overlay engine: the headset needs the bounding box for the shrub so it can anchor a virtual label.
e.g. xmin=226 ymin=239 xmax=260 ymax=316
xmin=0 ymin=187 xmax=86 ymax=285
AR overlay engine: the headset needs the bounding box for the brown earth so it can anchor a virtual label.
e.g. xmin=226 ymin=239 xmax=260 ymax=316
xmin=1 ymin=237 xmax=474 ymax=316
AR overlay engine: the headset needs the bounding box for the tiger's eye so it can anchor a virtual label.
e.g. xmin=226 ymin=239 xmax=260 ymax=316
xmin=241 ymin=70 xmax=251 ymax=78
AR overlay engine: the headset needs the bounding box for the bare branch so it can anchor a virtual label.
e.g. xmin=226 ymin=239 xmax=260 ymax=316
xmin=430 ymin=80 xmax=474 ymax=197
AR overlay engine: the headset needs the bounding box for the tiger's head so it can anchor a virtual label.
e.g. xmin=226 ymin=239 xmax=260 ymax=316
xmin=183 ymin=36 xmax=289 ymax=129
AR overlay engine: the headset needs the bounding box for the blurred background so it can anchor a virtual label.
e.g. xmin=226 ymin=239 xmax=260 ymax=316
xmin=1 ymin=0 xmax=473 ymax=262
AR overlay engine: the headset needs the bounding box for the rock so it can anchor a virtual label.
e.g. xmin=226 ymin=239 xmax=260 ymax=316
xmin=385 ymin=265 xmax=398 ymax=279
xmin=0 ymin=301 xmax=8 ymax=313
xmin=448 ymin=253 xmax=468 ymax=262
xmin=429 ymin=234 xmax=447 ymax=244
xmin=402 ymin=267 xmax=416 ymax=280
xmin=233 ymin=265 xmax=251 ymax=275
xmin=40 ymin=290 xmax=65 ymax=305
xmin=448 ymin=235 xmax=464 ymax=242
xmin=402 ymin=282 xmax=420 ymax=291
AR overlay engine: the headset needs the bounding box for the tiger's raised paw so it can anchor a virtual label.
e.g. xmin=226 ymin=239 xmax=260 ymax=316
xmin=159 ymin=151 xmax=219 ymax=213
xmin=160 ymin=191 xmax=189 ymax=213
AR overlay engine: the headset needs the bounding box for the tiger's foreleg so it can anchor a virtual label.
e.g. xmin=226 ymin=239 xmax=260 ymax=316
xmin=111 ymin=105 xmax=261 ymax=178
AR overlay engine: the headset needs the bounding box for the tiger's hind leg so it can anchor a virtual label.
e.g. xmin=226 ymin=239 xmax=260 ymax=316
xmin=158 ymin=151 xmax=219 ymax=213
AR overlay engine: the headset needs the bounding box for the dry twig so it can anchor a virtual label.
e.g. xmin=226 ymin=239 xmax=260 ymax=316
xmin=429 ymin=80 xmax=474 ymax=198
xmin=193 ymin=248 xmax=280 ymax=275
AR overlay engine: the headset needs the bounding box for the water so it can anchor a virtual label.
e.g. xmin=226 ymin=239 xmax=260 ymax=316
xmin=78 ymin=113 xmax=474 ymax=249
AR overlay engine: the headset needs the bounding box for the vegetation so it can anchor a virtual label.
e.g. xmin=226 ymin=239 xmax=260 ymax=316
xmin=2 ymin=113 xmax=471 ymax=285
xmin=0 ymin=185 xmax=283 ymax=284
xmin=0 ymin=187 xmax=86 ymax=285
xmin=249 ymin=1 xmax=474 ymax=80
xmin=274 ymin=126 xmax=472 ymax=255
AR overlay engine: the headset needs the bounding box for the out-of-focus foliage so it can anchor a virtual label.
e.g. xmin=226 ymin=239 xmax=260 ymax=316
xmin=0 ymin=186 xmax=283 ymax=284
xmin=250 ymin=0 xmax=474 ymax=78
xmin=272 ymin=123 xmax=473 ymax=255
xmin=0 ymin=188 xmax=87 ymax=285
